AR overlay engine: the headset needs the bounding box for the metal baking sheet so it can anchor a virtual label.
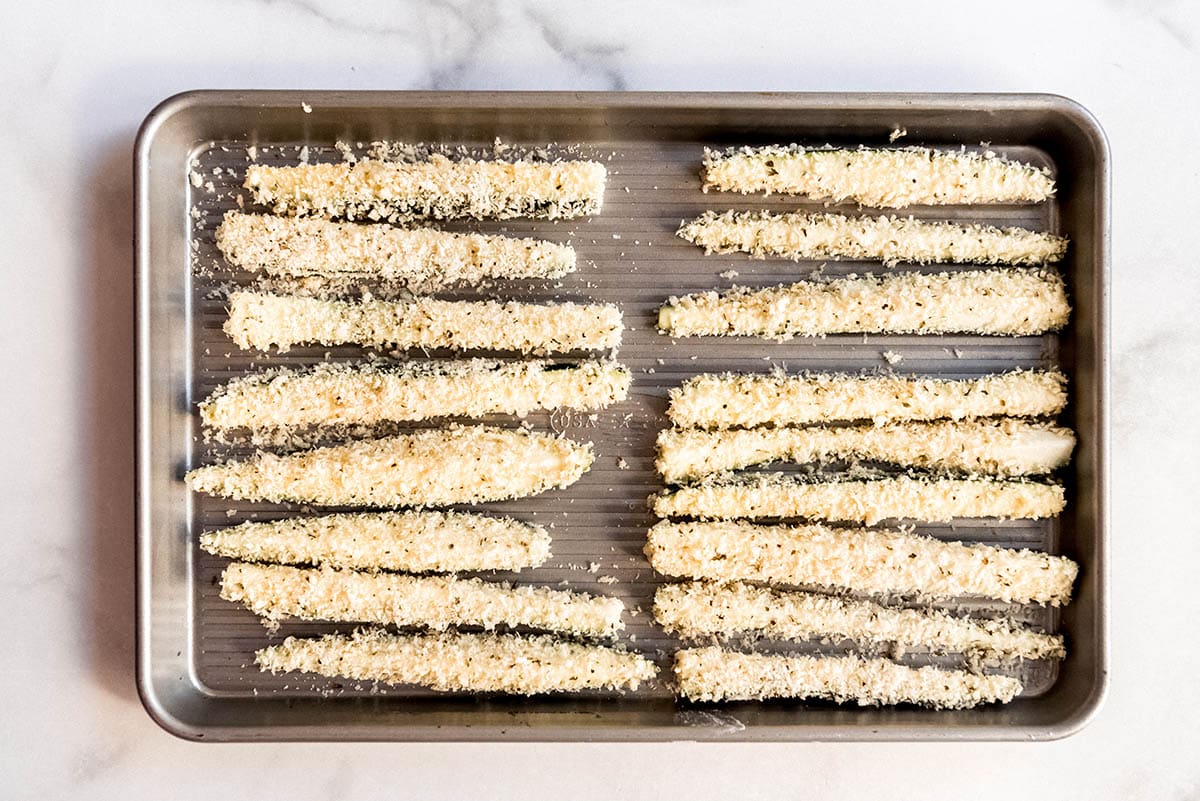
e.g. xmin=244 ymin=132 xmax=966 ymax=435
xmin=136 ymin=91 xmax=1108 ymax=741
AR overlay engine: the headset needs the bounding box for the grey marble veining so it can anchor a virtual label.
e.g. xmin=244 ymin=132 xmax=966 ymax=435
xmin=1 ymin=0 xmax=1199 ymax=798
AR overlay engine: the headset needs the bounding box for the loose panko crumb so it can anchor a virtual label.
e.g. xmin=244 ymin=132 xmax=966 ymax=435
xmin=654 ymin=582 xmax=1065 ymax=660
xmin=650 ymin=474 xmax=1065 ymax=524
xmin=215 ymin=212 xmax=576 ymax=290
xmin=674 ymin=648 xmax=1021 ymax=707
xmin=244 ymin=156 xmax=606 ymax=222
xmin=644 ymin=520 xmax=1078 ymax=605
xmin=185 ymin=425 xmax=593 ymax=507
xmin=702 ymin=146 xmax=1055 ymax=208
xmin=226 ymin=291 xmax=623 ymax=354
xmin=221 ymin=563 xmax=624 ymax=638
xmin=677 ymin=211 xmax=1067 ymax=265
xmin=199 ymin=510 xmax=551 ymax=572
xmin=200 ymin=359 xmax=631 ymax=432
xmin=657 ymin=269 xmax=1070 ymax=338
xmin=257 ymin=628 xmax=656 ymax=694
xmin=667 ymin=369 xmax=1068 ymax=429
xmin=655 ymin=419 xmax=1075 ymax=483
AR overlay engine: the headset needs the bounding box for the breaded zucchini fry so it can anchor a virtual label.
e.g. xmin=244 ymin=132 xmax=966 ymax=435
xmin=216 ymin=212 xmax=576 ymax=288
xmin=654 ymin=582 xmax=1064 ymax=660
xmin=651 ymin=474 xmax=1065 ymax=523
xmin=644 ymin=520 xmax=1078 ymax=605
xmin=702 ymin=146 xmax=1055 ymax=208
xmin=244 ymin=155 xmax=606 ymax=222
xmin=677 ymin=211 xmax=1066 ymax=265
xmin=658 ymin=269 xmax=1070 ymax=339
xmin=226 ymin=291 xmax=623 ymax=354
xmin=200 ymin=360 xmax=631 ymax=433
xmin=667 ymin=369 xmax=1067 ymax=429
xmin=222 ymin=563 xmax=623 ymax=638
xmin=257 ymin=628 xmax=656 ymax=694
xmin=656 ymin=419 xmax=1075 ymax=483
xmin=199 ymin=510 xmax=551 ymax=573
xmin=674 ymin=648 xmax=1021 ymax=707
xmin=185 ymin=425 xmax=593 ymax=507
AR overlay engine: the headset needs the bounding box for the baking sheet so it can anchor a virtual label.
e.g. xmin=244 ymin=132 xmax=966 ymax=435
xmin=137 ymin=92 xmax=1108 ymax=740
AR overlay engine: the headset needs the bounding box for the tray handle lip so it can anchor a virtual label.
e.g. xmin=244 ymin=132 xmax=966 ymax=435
xmin=133 ymin=88 xmax=205 ymax=743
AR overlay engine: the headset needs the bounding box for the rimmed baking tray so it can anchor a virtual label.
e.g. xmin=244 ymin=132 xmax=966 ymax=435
xmin=136 ymin=91 xmax=1108 ymax=741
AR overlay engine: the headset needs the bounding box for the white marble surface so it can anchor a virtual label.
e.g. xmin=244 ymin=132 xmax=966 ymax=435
xmin=2 ymin=0 xmax=1198 ymax=798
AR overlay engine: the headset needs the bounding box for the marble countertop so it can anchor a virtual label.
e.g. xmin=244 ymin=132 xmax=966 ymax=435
xmin=3 ymin=0 xmax=1198 ymax=798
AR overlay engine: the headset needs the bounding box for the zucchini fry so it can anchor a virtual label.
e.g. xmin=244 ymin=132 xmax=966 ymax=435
xmin=657 ymin=269 xmax=1069 ymax=338
xmin=226 ymin=291 xmax=623 ymax=354
xmin=200 ymin=360 xmax=631 ymax=434
xmin=702 ymin=146 xmax=1055 ymax=208
xmin=222 ymin=563 xmax=624 ymax=638
xmin=656 ymin=419 xmax=1075 ymax=483
xmin=244 ymin=156 xmax=606 ymax=222
xmin=257 ymin=628 xmax=657 ymax=694
xmin=644 ymin=520 xmax=1078 ymax=605
xmin=216 ymin=212 xmax=576 ymax=288
xmin=185 ymin=425 xmax=593 ymax=507
xmin=650 ymin=474 xmax=1065 ymax=523
xmin=674 ymin=648 xmax=1021 ymax=707
xmin=654 ymin=582 xmax=1064 ymax=660
xmin=677 ymin=211 xmax=1066 ymax=265
xmin=667 ymin=369 xmax=1067 ymax=429
xmin=199 ymin=510 xmax=551 ymax=573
